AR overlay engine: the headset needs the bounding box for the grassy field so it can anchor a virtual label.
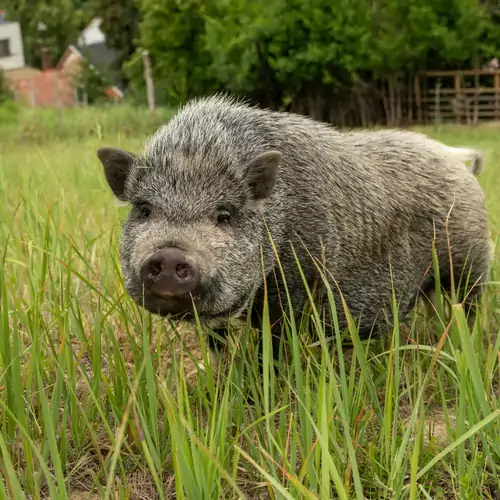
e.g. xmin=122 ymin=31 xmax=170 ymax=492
xmin=0 ymin=105 xmax=499 ymax=499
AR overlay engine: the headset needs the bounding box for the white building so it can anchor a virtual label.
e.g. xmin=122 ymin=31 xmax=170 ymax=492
xmin=0 ymin=13 xmax=25 ymax=71
xmin=77 ymin=18 xmax=106 ymax=47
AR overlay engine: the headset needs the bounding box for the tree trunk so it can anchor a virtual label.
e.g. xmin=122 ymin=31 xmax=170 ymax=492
xmin=142 ymin=50 xmax=156 ymax=114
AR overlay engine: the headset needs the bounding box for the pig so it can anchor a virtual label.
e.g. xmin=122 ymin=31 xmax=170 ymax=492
xmin=441 ymin=145 xmax=483 ymax=175
xmin=341 ymin=129 xmax=488 ymax=319
xmin=345 ymin=128 xmax=485 ymax=176
xmin=96 ymin=94 xmax=491 ymax=358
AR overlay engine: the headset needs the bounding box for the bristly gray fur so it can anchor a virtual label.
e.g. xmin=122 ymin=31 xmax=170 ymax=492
xmin=98 ymin=93 xmax=491 ymax=343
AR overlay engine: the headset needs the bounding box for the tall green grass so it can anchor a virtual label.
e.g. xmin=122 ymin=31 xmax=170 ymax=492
xmin=0 ymin=102 xmax=175 ymax=146
xmin=0 ymin=112 xmax=499 ymax=498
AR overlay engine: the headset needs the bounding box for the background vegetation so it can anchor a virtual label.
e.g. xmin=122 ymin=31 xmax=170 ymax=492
xmin=3 ymin=0 xmax=500 ymax=125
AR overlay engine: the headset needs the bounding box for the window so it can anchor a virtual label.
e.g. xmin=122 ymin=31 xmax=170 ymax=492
xmin=0 ymin=39 xmax=11 ymax=58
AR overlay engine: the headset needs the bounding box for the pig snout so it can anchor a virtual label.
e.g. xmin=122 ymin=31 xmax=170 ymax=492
xmin=139 ymin=247 xmax=198 ymax=298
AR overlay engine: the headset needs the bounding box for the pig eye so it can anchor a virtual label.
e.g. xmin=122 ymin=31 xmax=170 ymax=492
xmin=216 ymin=210 xmax=232 ymax=226
xmin=138 ymin=203 xmax=151 ymax=218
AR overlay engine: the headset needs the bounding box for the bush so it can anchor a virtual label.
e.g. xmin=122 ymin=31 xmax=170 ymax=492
xmin=0 ymin=69 xmax=14 ymax=104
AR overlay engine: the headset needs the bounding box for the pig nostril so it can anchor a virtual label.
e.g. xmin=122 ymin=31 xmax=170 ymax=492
xmin=176 ymin=263 xmax=191 ymax=280
xmin=175 ymin=264 xmax=191 ymax=280
xmin=149 ymin=260 xmax=164 ymax=277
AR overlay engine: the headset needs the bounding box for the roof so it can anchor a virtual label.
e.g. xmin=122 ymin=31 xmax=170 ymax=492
xmin=56 ymin=44 xmax=125 ymax=96
xmin=79 ymin=43 xmax=125 ymax=91
xmin=3 ymin=67 xmax=42 ymax=82
xmin=56 ymin=45 xmax=82 ymax=69
xmin=76 ymin=42 xmax=118 ymax=71
xmin=56 ymin=17 xmax=125 ymax=94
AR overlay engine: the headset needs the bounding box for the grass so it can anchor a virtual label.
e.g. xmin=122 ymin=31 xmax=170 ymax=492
xmin=0 ymin=101 xmax=175 ymax=145
xmin=0 ymin=104 xmax=499 ymax=499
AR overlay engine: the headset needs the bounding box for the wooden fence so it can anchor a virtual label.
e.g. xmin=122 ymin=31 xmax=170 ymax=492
xmin=416 ymin=69 xmax=500 ymax=124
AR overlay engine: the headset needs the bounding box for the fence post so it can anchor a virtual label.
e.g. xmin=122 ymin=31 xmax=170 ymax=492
xmin=29 ymin=78 xmax=36 ymax=107
xmin=142 ymin=49 xmax=156 ymax=114
xmin=52 ymin=71 xmax=63 ymax=130
xmin=454 ymin=74 xmax=461 ymax=124
xmin=434 ymin=79 xmax=441 ymax=127
xmin=414 ymin=75 xmax=422 ymax=124
xmin=495 ymin=73 xmax=500 ymax=121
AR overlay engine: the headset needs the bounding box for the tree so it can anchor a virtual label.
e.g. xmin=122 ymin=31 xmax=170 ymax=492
xmin=3 ymin=0 xmax=81 ymax=68
xmin=125 ymin=0 xmax=219 ymax=106
xmin=204 ymin=0 xmax=375 ymax=113
xmin=93 ymin=0 xmax=141 ymax=82
xmin=0 ymin=70 xmax=14 ymax=104
xmin=74 ymin=58 xmax=114 ymax=104
xmin=114 ymin=0 xmax=500 ymax=123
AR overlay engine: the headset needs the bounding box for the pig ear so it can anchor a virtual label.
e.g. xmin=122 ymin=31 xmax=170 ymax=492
xmin=96 ymin=147 xmax=135 ymax=201
xmin=244 ymin=151 xmax=282 ymax=200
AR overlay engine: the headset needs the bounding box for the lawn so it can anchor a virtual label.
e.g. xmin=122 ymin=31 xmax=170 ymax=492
xmin=0 ymin=106 xmax=499 ymax=499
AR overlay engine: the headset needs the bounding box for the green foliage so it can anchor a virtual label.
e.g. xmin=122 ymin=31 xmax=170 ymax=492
xmin=75 ymin=58 xmax=114 ymax=105
xmin=0 ymin=103 xmax=175 ymax=144
xmin=0 ymin=70 xmax=13 ymax=104
xmin=126 ymin=0 xmax=220 ymax=105
xmin=93 ymin=0 xmax=141 ymax=77
xmin=3 ymin=0 xmax=83 ymax=68
xmin=124 ymin=0 xmax=500 ymax=113
xmin=0 ymin=101 xmax=21 ymax=126
xmin=0 ymin=72 xmax=21 ymax=126
xmin=5 ymin=0 xmax=500 ymax=120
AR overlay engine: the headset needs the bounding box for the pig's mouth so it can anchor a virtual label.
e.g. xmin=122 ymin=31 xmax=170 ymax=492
xmin=137 ymin=292 xmax=197 ymax=317
xmin=134 ymin=287 xmax=252 ymax=324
